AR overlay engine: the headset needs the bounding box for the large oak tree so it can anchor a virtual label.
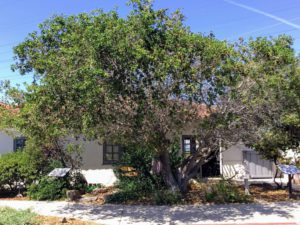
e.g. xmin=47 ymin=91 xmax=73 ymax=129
xmin=10 ymin=0 xmax=300 ymax=193
xmin=12 ymin=0 xmax=238 ymax=192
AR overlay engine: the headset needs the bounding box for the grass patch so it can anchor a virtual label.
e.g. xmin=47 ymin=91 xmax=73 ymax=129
xmin=0 ymin=207 xmax=37 ymax=225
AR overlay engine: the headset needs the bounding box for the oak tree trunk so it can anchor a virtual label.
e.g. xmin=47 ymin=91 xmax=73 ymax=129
xmin=156 ymin=151 xmax=201 ymax=194
xmin=158 ymin=150 xmax=180 ymax=192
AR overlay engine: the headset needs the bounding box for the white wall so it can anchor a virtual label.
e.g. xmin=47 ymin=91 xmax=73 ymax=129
xmin=0 ymin=131 xmax=14 ymax=155
xmin=78 ymin=138 xmax=117 ymax=186
xmin=0 ymin=132 xmax=117 ymax=186
xmin=81 ymin=169 xmax=117 ymax=186
xmin=221 ymin=143 xmax=276 ymax=179
xmin=221 ymin=142 xmax=248 ymax=179
xmin=64 ymin=137 xmax=117 ymax=186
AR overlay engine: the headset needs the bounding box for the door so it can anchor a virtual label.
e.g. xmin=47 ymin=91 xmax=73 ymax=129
xmin=243 ymin=151 xmax=274 ymax=178
xmin=202 ymin=156 xmax=220 ymax=177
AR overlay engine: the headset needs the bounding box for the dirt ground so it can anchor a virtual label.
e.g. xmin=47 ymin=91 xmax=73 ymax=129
xmin=37 ymin=216 xmax=101 ymax=225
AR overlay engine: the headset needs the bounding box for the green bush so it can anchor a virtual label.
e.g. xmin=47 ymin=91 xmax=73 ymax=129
xmin=27 ymin=171 xmax=88 ymax=200
xmin=106 ymin=189 xmax=140 ymax=203
xmin=204 ymin=180 xmax=251 ymax=203
xmin=107 ymin=175 xmax=155 ymax=203
xmin=69 ymin=171 xmax=88 ymax=193
xmin=107 ymin=144 xmax=162 ymax=203
xmin=0 ymin=207 xmax=37 ymax=225
xmin=0 ymin=150 xmax=42 ymax=191
xmin=27 ymin=177 xmax=68 ymax=200
xmin=0 ymin=139 xmax=87 ymax=199
xmin=154 ymin=190 xmax=182 ymax=205
xmin=108 ymin=143 xmax=183 ymax=204
xmin=44 ymin=159 xmax=65 ymax=174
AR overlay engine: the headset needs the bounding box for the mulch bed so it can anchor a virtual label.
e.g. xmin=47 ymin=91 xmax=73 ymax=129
xmin=1 ymin=182 xmax=300 ymax=205
xmin=186 ymin=182 xmax=300 ymax=204
xmin=0 ymin=196 xmax=29 ymax=201
xmin=83 ymin=182 xmax=300 ymax=205
xmin=248 ymin=183 xmax=300 ymax=202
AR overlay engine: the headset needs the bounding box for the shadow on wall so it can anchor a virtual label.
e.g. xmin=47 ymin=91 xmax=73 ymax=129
xmin=52 ymin=201 xmax=297 ymax=224
xmin=222 ymin=163 xmax=245 ymax=179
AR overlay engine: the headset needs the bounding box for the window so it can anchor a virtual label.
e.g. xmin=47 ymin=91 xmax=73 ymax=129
xmin=14 ymin=137 xmax=26 ymax=151
xmin=103 ymin=143 xmax=122 ymax=164
xmin=182 ymin=135 xmax=196 ymax=156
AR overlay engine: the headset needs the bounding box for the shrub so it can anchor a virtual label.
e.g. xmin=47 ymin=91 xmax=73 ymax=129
xmin=107 ymin=144 xmax=166 ymax=203
xmin=0 ymin=140 xmax=86 ymax=198
xmin=106 ymin=188 xmax=140 ymax=203
xmin=27 ymin=177 xmax=68 ymax=200
xmin=27 ymin=171 xmax=88 ymax=200
xmin=0 ymin=150 xmax=43 ymax=191
xmin=107 ymin=175 xmax=155 ymax=203
xmin=116 ymin=145 xmax=154 ymax=179
xmin=108 ymin=143 xmax=183 ymax=204
xmin=85 ymin=184 xmax=102 ymax=193
xmin=69 ymin=171 xmax=88 ymax=193
xmin=204 ymin=180 xmax=251 ymax=203
xmin=117 ymin=142 xmax=182 ymax=183
xmin=85 ymin=184 xmax=104 ymax=193
xmin=0 ymin=207 xmax=37 ymax=225
xmin=154 ymin=190 xmax=182 ymax=205
xmin=108 ymin=145 xmax=158 ymax=203
xmin=44 ymin=159 xmax=65 ymax=174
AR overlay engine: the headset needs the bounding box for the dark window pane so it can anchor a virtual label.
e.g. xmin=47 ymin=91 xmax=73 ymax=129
xmin=182 ymin=136 xmax=195 ymax=156
xmin=106 ymin=145 xmax=113 ymax=153
xmin=114 ymin=153 xmax=119 ymax=161
xmin=104 ymin=143 xmax=121 ymax=164
xmin=14 ymin=137 xmax=26 ymax=151
xmin=113 ymin=146 xmax=119 ymax=153
xmin=105 ymin=153 xmax=113 ymax=161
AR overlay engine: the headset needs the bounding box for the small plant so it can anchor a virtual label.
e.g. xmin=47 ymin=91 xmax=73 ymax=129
xmin=0 ymin=207 xmax=37 ymax=225
xmin=85 ymin=184 xmax=102 ymax=193
xmin=27 ymin=177 xmax=68 ymax=200
xmin=204 ymin=180 xmax=251 ymax=203
xmin=154 ymin=190 xmax=182 ymax=205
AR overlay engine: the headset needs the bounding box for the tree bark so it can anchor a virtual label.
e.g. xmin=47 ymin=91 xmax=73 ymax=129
xmin=156 ymin=147 xmax=217 ymax=194
xmin=158 ymin=150 xmax=180 ymax=192
xmin=273 ymin=157 xmax=282 ymax=189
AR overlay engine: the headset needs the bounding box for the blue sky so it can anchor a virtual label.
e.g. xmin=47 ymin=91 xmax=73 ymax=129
xmin=1 ymin=0 xmax=300 ymax=86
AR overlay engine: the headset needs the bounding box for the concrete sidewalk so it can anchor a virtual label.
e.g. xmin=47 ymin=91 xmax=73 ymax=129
xmin=0 ymin=200 xmax=299 ymax=225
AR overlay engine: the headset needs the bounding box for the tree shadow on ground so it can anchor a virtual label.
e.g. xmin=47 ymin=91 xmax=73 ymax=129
xmin=52 ymin=201 xmax=299 ymax=224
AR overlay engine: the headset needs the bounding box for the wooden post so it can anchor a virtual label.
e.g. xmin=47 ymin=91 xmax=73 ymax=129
xmin=244 ymin=177 xmax=250 ymax=195
xmin=244 ymin=159 xmax=251 ymax=195
xmin=288 ymin=174 xmax=293 ymax=198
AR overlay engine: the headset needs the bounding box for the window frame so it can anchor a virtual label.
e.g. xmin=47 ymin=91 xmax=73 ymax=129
xmin=13 ymin=137 xmax=26 ymax=151
xmin=182 ymin=135 xmax=196 ymax=156
xmin=103 ymin=142 xmax=122 ymax=165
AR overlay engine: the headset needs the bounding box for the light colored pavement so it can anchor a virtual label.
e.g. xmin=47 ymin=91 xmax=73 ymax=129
xmin=0 ymin=200 xmax=300 ymax=225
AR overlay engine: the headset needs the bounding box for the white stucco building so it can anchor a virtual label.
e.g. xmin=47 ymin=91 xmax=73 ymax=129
xmin=0 ymin=129 xmax=277 ymax=187
xmin=220 ymin=142 xmax=275 ymax=179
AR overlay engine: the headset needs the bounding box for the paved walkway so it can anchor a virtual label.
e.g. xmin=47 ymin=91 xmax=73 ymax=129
xmin=0 ymin=200 xmax=299 ymax=225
